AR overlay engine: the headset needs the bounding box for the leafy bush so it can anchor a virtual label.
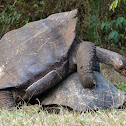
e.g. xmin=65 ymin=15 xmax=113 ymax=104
xmin=0 ymin=1 xmax=21 ymax=38
xmin=88 ymin=15 xmax=126 ymax=48
xmin=101 ymin=17 xmax=126 ymax=46
xmin=0 ymin=0 xmax=126 ymax=49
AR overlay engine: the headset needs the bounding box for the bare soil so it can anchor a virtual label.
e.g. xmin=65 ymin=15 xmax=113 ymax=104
xmin=101 ymin=64 xmax=126 ymax=86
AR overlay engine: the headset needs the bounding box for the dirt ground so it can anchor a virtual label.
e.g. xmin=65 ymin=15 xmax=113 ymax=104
xmin=101 ymin=64 xmax=126 ymax=87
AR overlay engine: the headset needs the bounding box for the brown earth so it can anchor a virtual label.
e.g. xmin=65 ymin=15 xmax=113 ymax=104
xmin=101 ymin=64 xmax=126 ymax=86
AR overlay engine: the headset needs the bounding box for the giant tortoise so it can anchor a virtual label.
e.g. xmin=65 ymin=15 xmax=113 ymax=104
xmin=0 ymin=9 xmax=126 ymax=110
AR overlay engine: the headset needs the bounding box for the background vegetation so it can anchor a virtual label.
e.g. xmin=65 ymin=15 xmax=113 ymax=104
xmin=0 ymin=0 xmax=126 ymax=49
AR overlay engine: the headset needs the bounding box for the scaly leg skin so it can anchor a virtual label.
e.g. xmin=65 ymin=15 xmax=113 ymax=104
xmin=96 ymin=47 xmax=126 ymax=77
xmin=0 ymin=89 xmax=15 ymax=110
xmin=76 ymin=41 xmax=97 ymax=88
xmin=40 ymin=72 xmax=125 ymax=112
xmin=23 ymin=61 xmax=69 ymax=100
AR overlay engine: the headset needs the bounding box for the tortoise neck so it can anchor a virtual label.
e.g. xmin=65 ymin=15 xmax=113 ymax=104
xmin=96 ymin=47 xmax=114 ymax=65
xmin=68 ymin=37 xmax=81 ymax=73
xmin=69 ymin=37 xmax=82 ymax=62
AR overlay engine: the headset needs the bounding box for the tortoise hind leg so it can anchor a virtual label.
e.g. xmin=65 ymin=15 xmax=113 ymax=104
xmin=0 ymin=89 xmax=15 ymax=110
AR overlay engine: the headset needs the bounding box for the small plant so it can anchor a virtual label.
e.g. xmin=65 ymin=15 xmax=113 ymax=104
xmin=21 ymin=17 xmax=29 ymax=26
xmin=87 ymin=15 xmax=101 ymax=46
xmin=110 ymin=0 xmax=126 ymax=11
xmin=116 ymin=82 xmax=126 ymax=92
xmin=0 ymin=1 xmax=21 ymax=38
xmin=101 ymin=17 xmax=126 ymax=46
xmin=88 ymin=15 xmax=126 ymax=47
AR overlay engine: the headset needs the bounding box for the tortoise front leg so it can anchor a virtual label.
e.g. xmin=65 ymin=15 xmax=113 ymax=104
xmin=23 ymin=61 xmax=69 ymax=100
xmin=0 ymin=89 xmax=15 ymax=110
xmin=96 ymin=47 xmax=126 ymax=76
xmin=76 ymin=42 xmax=97 ymax=88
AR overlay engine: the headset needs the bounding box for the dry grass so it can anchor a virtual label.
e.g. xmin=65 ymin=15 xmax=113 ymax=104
xmin=0 ymin=105 xmax=125 ymax=126
xmin=0 ymin=62 xmax=126 ymax=126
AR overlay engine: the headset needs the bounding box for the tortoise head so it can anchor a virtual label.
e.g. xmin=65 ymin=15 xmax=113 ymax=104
xmin=113 ymin=56 xmax=126 ymax=77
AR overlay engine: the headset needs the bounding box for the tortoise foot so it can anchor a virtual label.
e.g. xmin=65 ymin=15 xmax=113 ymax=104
xmin=0 ymin=89 xmax=15 ymax=110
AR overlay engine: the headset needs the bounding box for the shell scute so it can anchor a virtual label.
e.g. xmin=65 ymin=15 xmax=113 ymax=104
xmin=0 ymin=10 xmax=77 ymax=89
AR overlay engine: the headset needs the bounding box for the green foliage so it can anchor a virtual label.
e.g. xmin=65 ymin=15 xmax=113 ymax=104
xmin=0 ymin=2 xmax=21 ymax=37
xmin=110 ymin=0 xmax=126 ymax=11
xmin=116 ymin=82 xmax=126 ymax=92
xmin=0 ymin=0 xmax=126 ymax=48
xmin=88 ymin=15 xmax=126 ymax=47
xmin=108 ymin=31 xmax=120 ymax=43
xmin=21 ymin=17 xmax=29 ymax=26
xmin=101 ymin=17 xmax=126 ymax=45
xmin=0 ymin=5 xmax=21 ymax=24
xmin=87 ymin=15 xmax=101 ymax=45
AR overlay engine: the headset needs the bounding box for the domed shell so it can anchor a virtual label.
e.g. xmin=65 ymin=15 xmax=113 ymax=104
xmin=0 ymin=9 xmax=77 ymax=89
xmin=40 ymin=71 xmax=126 ymax=111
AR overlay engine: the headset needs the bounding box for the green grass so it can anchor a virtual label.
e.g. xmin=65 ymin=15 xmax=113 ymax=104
xmin=0 ymin=106 xmax=126 ymax=126
xmin=0 ymin=65 xmax=125 ymax=126
xmin=116 ymin=82 xmax=126 ymax=92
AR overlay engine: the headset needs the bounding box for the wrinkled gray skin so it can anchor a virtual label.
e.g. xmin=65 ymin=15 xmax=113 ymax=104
xmin=39 ymin=71 xmax=126 ymax=112
xmin=0 ymin=9 xmax=126 ymax=111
